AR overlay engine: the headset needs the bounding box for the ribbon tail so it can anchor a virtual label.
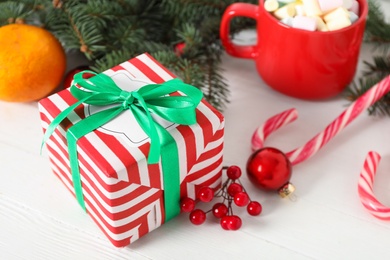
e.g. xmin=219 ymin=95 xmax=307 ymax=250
xmin=66 ymin=106 xmax=124 ymax=210
xmin=159 ymin=127 xmax=181 ymax=221
xmin=130 ymin=93 xmax=181 ymax=221
xmin=67 ymin=130 xmax=86 ymax=210
xmin=131 ymin=93 xmax=162 ymax=164
xmin=131 ymin=99 xmax=182 ymax=220
xmin=41 ymin=98 xmax=88 ymax=153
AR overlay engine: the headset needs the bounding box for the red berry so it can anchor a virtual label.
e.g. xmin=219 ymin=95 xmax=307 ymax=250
xmin=227 ymin=165 xmax=242 ymax=180
xmin=180 ymin=197 xmax=195 ymax=212
xmin=233 ymin=192 xmax=249 ymax=207
xmin=189 ymin=209 xmax=206 ymax=225
xmin=212 ymin=203 xmax=228 ymax=218
xmin=227 ymin=183 xmax=243 ymax=197
xmin=229 ymin=215 xmax=242 ymax=230
xmin=197 ymin=186 xmax=214 ymax=202
xmin=220 ymin=216 xmax=230 ymax=230
xmin=247 ymin=201 xmax=262 ymax=216
xmin=175 ymin=42 xmax=186 ymax=56
xmin=220 ymin=215 xmax=242 ymax=230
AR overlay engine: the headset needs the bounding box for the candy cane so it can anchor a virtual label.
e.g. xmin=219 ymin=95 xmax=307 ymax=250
xmin=357 ymin=151 xmax=390 ymax=220
xmin=252 ymin=76 xmax=390 ymax=218
xmin=252 ymin=75 xmax=390 ymax=165
xmin=251 ymin=108 xmax=298 ymax=151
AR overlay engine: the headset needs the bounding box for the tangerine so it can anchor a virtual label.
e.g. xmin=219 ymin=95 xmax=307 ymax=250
xmin=0 ymin=24 xmax=66 ymax=102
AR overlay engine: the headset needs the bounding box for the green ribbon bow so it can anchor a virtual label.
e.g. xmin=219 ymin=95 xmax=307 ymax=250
xmin=42 ymin=71 xmax=203 ymax=222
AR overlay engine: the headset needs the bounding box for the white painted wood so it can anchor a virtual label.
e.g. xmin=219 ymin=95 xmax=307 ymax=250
xmin=1 ymin=3 xmax=390 ymax=258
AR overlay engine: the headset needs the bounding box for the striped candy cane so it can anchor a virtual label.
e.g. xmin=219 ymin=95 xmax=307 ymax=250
xmin=251 ymin=108 xmax=298 ymax=152
xmin=252 ymin=75 xmax=390 ymax=166
xmin=358 ymin=151 xmax=390 ymax=220
xmin=252 ymin=75 xmax=390 ymax=219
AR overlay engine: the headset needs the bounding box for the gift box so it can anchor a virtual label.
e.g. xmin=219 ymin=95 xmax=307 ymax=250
xmin=38 ymin=53 xmax=225 ymax=247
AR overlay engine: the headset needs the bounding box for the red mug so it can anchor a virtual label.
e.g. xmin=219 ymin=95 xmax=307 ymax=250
xmin=220 ymin=0 xmax=368 ymax=100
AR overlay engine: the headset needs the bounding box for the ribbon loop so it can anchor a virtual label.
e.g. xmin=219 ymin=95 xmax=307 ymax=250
xmin=42 ymin=70 xmax=203 ymax=222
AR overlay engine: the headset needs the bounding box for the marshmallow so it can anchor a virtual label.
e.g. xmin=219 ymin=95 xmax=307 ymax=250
xmin=349 ymin=11 xmax=359 ymax=23
xmin=295 ymin=4 xmax=306 ymax=16
xmin=342 ymin=0 xmax=353 ymax=9
xmin=326 ymin=14 xmax=352 ymax=30
xmin=349 ymin=0 xmax=359 ymax=15
xmin=273 ymin=3 xmax=296 ymax=19
xmin=322 ymin=7 xmax=349 ymax=23
xmin=265 ymin=0 xmax=359 ymax=32
xmin=281 ymin=16 xmax=294 ymax=26
xmin=292 ymin=16 xmax=317 ymax=31
xmin=312 ymin=15 xmax=329 ymax=31
xmin=318 ymin=0 xmax=343 ymax=13
xmin=302 ymin=0 xmax=322 ymax=16
xmin=264 ymin=0 xmax=279 ymax=12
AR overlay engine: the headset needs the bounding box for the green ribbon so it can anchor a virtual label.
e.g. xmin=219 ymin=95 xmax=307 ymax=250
xmin=42 ymin=71 xmax=202 ymax=222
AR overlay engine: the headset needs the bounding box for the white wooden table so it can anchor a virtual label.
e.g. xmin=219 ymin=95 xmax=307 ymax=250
xmin=1 ymin=2 xmax=390 ymax=259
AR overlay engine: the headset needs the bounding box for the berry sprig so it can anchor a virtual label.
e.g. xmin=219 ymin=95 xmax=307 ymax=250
xmin=180 ymin=165 xmax=262 ymax=230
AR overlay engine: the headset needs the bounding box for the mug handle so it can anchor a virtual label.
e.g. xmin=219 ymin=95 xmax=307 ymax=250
xmin=220 ymin=3 xmax=259 ymax=59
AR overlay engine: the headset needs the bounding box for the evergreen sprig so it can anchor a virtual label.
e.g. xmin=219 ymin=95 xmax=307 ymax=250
xmin=0 ymin=0 xmax=256 ymax=110
xmin=346 ymin=0 xmax=390 ymax=116
xmin=364 ymin=0 xmax=390 ymax=52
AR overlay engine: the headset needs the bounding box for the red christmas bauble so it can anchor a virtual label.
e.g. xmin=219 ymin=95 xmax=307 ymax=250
xmin=246 ymin=147 xmax=292 ymax=193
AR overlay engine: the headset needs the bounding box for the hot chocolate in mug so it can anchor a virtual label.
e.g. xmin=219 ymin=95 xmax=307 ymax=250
xmin=220 ymin=0 xmax=368 ymax=99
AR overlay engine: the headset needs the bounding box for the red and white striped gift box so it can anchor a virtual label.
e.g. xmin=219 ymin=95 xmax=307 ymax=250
xmin=38 ymin=53 xmax=225 ymax=247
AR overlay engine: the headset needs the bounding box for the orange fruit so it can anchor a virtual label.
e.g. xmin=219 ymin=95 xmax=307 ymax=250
xmin=0 ymin=24 xmax=66 ymax=102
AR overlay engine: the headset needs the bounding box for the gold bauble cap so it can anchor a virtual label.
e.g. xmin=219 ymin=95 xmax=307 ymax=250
xmin=278 ymin=182 xmax=295 ymax=198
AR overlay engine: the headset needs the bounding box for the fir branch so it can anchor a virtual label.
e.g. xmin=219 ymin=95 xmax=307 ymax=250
xmin=203 ymin=58 xmax=229 ymax=111
xmin=0 ymin=0 xmax=260 ymax=109
xmin=0 ymin=1 xmax=33 ymax=25
xmin=106 ymin=20 xmax=146 ymax=51
xmin=90 ymin=49 xmax=137 ymax=72
xmin=347 ymin=0 xmax=390 ymax=117
xmin=362 ymin=56 xmax=390 ymax=79
xmin=365 ymin=0 xmax=390 ymax=53
xmin=162 ymin=0 xmax=227 ymax=23
xmin=150 ymin=49 xmax=182 ymax=71
xmin=58 ymin=1 xmax=108 ymax=59
xmin=175 ymin=23 xmax=203 ymax=49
